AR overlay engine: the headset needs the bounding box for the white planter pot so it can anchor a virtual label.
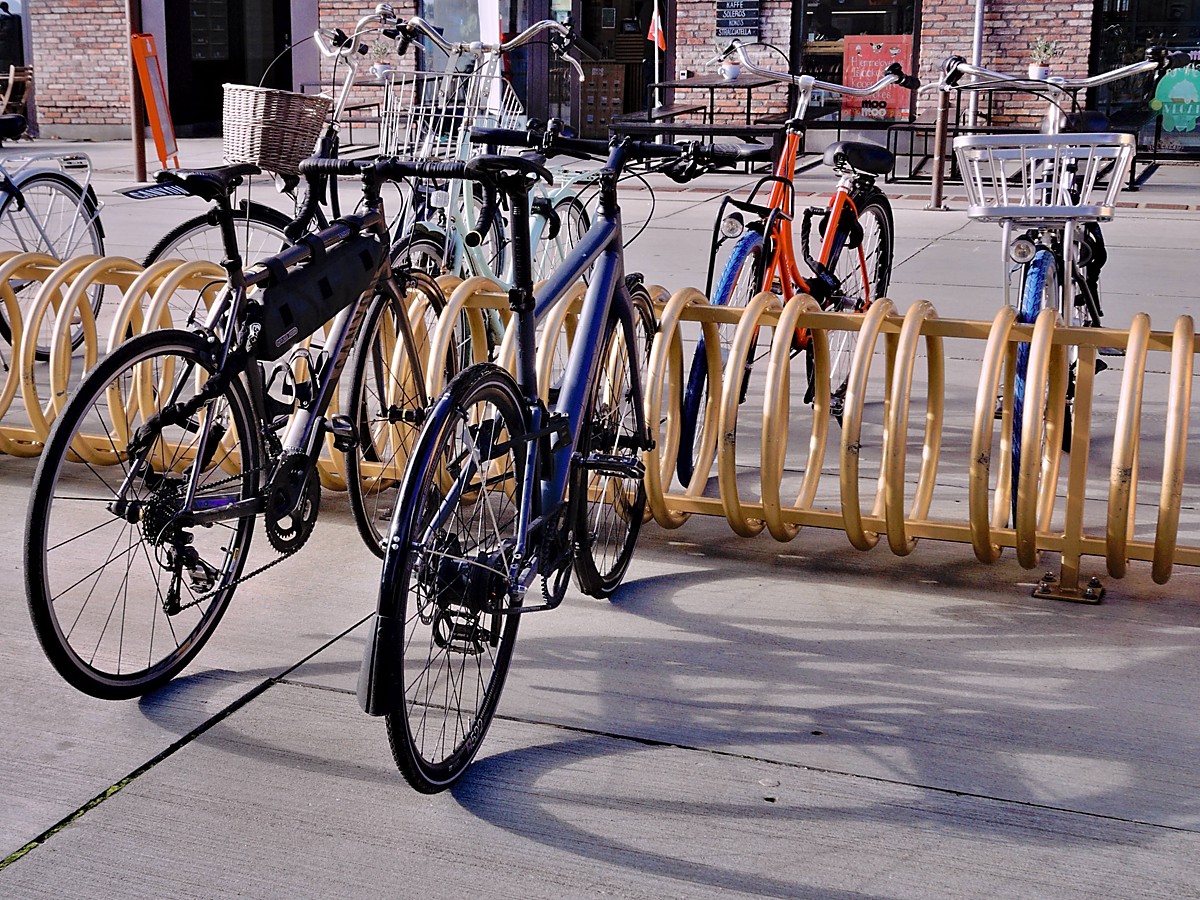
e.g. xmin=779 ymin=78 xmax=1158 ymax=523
xmin=1028 ymin=64 xmax=1050 ymax=80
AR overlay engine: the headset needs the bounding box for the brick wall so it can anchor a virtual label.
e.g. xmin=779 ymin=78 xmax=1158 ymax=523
xmin=917 ymin=0 xmax=1094 ymax=125
xmin=30 ymin=2 xmax=131 ymax=138
xmin=673 ymin=0 xmax=790 ymax=124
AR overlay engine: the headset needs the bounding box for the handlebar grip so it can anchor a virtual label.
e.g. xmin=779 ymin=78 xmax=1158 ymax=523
xmin=464 ymin=183 xmax=500 ymax=248
xmin=1168 ymin=50 xmax=1192 ymax=69
xmin=699 ymin=143 xmax=772 ymax=164
xmin=469 ymin=128 xmax=536 ymax=148
xmin=298 ymin=158 xmax=373 ymax=177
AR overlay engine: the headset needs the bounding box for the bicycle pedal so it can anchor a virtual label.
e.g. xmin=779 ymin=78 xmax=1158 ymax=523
xmin=327 ymin=414 xmax=358 ymax=452
xmin=580 ymin=452 xmax=645 ymax=480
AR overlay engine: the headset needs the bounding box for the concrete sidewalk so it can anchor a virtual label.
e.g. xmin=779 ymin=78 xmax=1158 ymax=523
xmin=1 ymin=136 xmax=1199 ymax=897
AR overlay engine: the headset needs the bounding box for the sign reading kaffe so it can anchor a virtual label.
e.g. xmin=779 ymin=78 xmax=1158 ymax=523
xmin=716 ymin=0 xmax=761 ymax=41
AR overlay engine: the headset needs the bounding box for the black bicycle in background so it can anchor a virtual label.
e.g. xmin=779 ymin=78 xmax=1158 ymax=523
xmin=23 ymin=156 xmax=455 ymax=700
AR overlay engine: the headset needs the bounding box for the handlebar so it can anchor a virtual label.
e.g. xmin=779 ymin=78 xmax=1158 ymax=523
xmin=939 ymin=45 xmax=1190 ymax=93
xmin=394 ymin=16 xmax=585 ymax=82
xmin=711 ymin=39 xmax=920 ymax=95
xmin=469 ymin=125 xmax=772 ymax=182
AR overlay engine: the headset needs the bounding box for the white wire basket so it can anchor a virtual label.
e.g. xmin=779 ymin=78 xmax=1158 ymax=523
xmin=379 ymin=63 xmax=526 ymax=161
xmin=953 ymin=132 xmax=1137 ymax=224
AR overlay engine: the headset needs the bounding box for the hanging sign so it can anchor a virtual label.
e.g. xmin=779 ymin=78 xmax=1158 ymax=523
xmin=716 ymin=0 xmax=760 ymax=41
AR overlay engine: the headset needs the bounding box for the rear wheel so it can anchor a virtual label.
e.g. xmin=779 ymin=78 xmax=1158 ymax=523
xmin=572 ymin=287 xmax=654 ymax=597
xmin=24 ymin=330 xmax=259 ymax=698
xmin=143 ymin=202 xmax=292 ymax=330
xmin=0 ymin=171 xmax=106 ymax=358
xmin=382 ymin=363 xmax=526 ymax=792
xmin=825 ymin=194 xmax=892 ymax=419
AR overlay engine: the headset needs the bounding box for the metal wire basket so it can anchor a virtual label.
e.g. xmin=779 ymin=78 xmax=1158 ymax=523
xmin=379 ymin=64 xmax=526 ymax=160
xmin=953 ymin=132 xmax=1136 ymax=224
xmin=222 ymin=84 xmax=332 ymax=177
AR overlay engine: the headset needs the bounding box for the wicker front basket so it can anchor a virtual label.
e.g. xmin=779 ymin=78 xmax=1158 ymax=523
xmin=223 ymin=84 xmax=331 ymax=177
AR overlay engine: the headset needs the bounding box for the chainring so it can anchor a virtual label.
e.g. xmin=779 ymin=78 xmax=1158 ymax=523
xmin=264 ymin=454 xmax=321 ymax=554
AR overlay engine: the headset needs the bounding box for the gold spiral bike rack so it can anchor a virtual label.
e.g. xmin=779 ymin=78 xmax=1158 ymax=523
xmin=4 ymin=253 xmax=1196 ymax=601
xmin=644 ymin=288 xmax=1197 ymax=602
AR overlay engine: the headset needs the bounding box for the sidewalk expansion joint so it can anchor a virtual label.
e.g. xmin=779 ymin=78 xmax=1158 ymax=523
xmin=499 ymin=711 xmax=1200 ymax=837
xmin=0 ymin=613 xmax=372 ymax=872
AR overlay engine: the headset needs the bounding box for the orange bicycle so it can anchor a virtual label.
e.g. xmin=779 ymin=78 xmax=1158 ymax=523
xmin=675 ymin=41 xmax=918 ymax=488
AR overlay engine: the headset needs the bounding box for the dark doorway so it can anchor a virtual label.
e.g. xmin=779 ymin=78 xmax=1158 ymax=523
xmin=165 ymin=0 xmax=292 ymax=136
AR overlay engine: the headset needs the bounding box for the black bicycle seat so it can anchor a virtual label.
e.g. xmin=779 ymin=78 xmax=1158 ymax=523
xmin=155 ymin=163 xmax=262 ymax=202
xmin=823 ymin=141 xmax=895 ymax=176
xmin=0 ymin=114 xmax=26 ymax=141
xmin=465 ymin=154 xmax=554 ymax=185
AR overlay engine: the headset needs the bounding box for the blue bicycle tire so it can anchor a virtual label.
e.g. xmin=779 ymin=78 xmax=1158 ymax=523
xmin=676 ymin=229 xmax=764 ymax=489
xmin=1011 ymin=249 xmax=1055 ymax=522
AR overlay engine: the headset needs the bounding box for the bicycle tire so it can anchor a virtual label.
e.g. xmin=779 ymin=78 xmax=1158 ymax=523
xmin=144 ymin=200 xmax=293 ymax=268
xmin=572 ymin=285 xmax=654 ymax=598
xmin=533 ymin=195 xmax=589 ymax=284
xmin=381 ymin=362 xmax=526 ymax=792
xmin=825 ymin=192 xmax=893 ymax=419
xmin=25 ymin=329 xmax=259 ymax=699
xmin=143 ymin=202 xmax=293 ymax=331
xmin=0 ymin=170 xmax=105 ymax=358
xmin=345 ymin=271 xmax=453 ymax=557
xmin=1011 ymin=249 xmax=1058 ymax=521
xmin=676 ymin=230 xmax=764 ymax=489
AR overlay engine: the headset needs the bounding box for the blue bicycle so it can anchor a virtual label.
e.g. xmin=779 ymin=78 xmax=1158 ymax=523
xmin=352 ymin=128 xmax=758 ymax=792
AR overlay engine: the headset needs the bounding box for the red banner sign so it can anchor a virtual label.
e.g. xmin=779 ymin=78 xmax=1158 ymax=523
xmin=841 ymin=35 xmax=913 ymax=120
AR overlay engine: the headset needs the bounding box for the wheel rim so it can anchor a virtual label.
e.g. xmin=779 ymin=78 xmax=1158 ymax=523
xmin=388 ymin=380 xmax=523 ymax=782
xmin=30 ymin=337 xmax=255 ymax=693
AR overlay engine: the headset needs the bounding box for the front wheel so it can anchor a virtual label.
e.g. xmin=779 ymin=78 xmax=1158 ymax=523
xmin=826 ymin=193 xmax=893 ymax=418
xmin=572 ymin=286 xmax=655 ymax=598
xmin=382 ymin=363 xmax=527 ymax=792
xmin=24 ymin=330 xmax=259 ymax=699
xmin=676 ymin=230 xmax=764 ymax=489
xmin=0 ymin=171 xmax=106 ymax=358
xmin=1011 ymin=249 xmax=1062 ymax=520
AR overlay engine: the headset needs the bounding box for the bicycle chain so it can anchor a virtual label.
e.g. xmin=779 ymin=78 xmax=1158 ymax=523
xmin=158 ymin=461 xmax=304 ymax=614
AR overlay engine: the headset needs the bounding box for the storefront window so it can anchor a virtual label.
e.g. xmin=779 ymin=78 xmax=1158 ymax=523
xmin=799 ymin=0 xmax=916 ymax=122
xmin=1093 ymin=0 xmax=1200 ymax=151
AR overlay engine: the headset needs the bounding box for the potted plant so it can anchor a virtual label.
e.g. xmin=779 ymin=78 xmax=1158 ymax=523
xmin=368 ymin=39 xmax=394 ymax=82
xmin=1029 ymin=38 xmax=1063 ymax=79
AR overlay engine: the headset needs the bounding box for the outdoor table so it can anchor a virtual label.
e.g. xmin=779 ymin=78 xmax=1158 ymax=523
xmin=650 ymin=72 xmax=776 ymax=127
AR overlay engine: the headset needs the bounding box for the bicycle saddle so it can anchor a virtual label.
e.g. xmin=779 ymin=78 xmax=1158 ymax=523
xmin=155 ymin=163 xmax=262 ymax=202
xmin=465 ymin=154 xmax=554 ymax=185
xmin=0 ymin=114 xmax=26 ymax=141
xmin=823 ymin=141 xmax=895 ymax=176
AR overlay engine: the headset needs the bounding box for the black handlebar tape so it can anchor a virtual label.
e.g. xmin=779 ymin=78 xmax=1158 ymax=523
xmin=469 ymin=128 xmax=536 ymax=148
xmin=1168 ymin=51 xmax=1192 ymax=69
xmin=465 ymin=183 xmax=500 ymax=248
xmin=626 ymin=140 xmax=684 ymax=160
xmin=297 ymin=157 xmax=470 ymax=182
xmin=701 ymin=143 xmax=772 ymax=163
